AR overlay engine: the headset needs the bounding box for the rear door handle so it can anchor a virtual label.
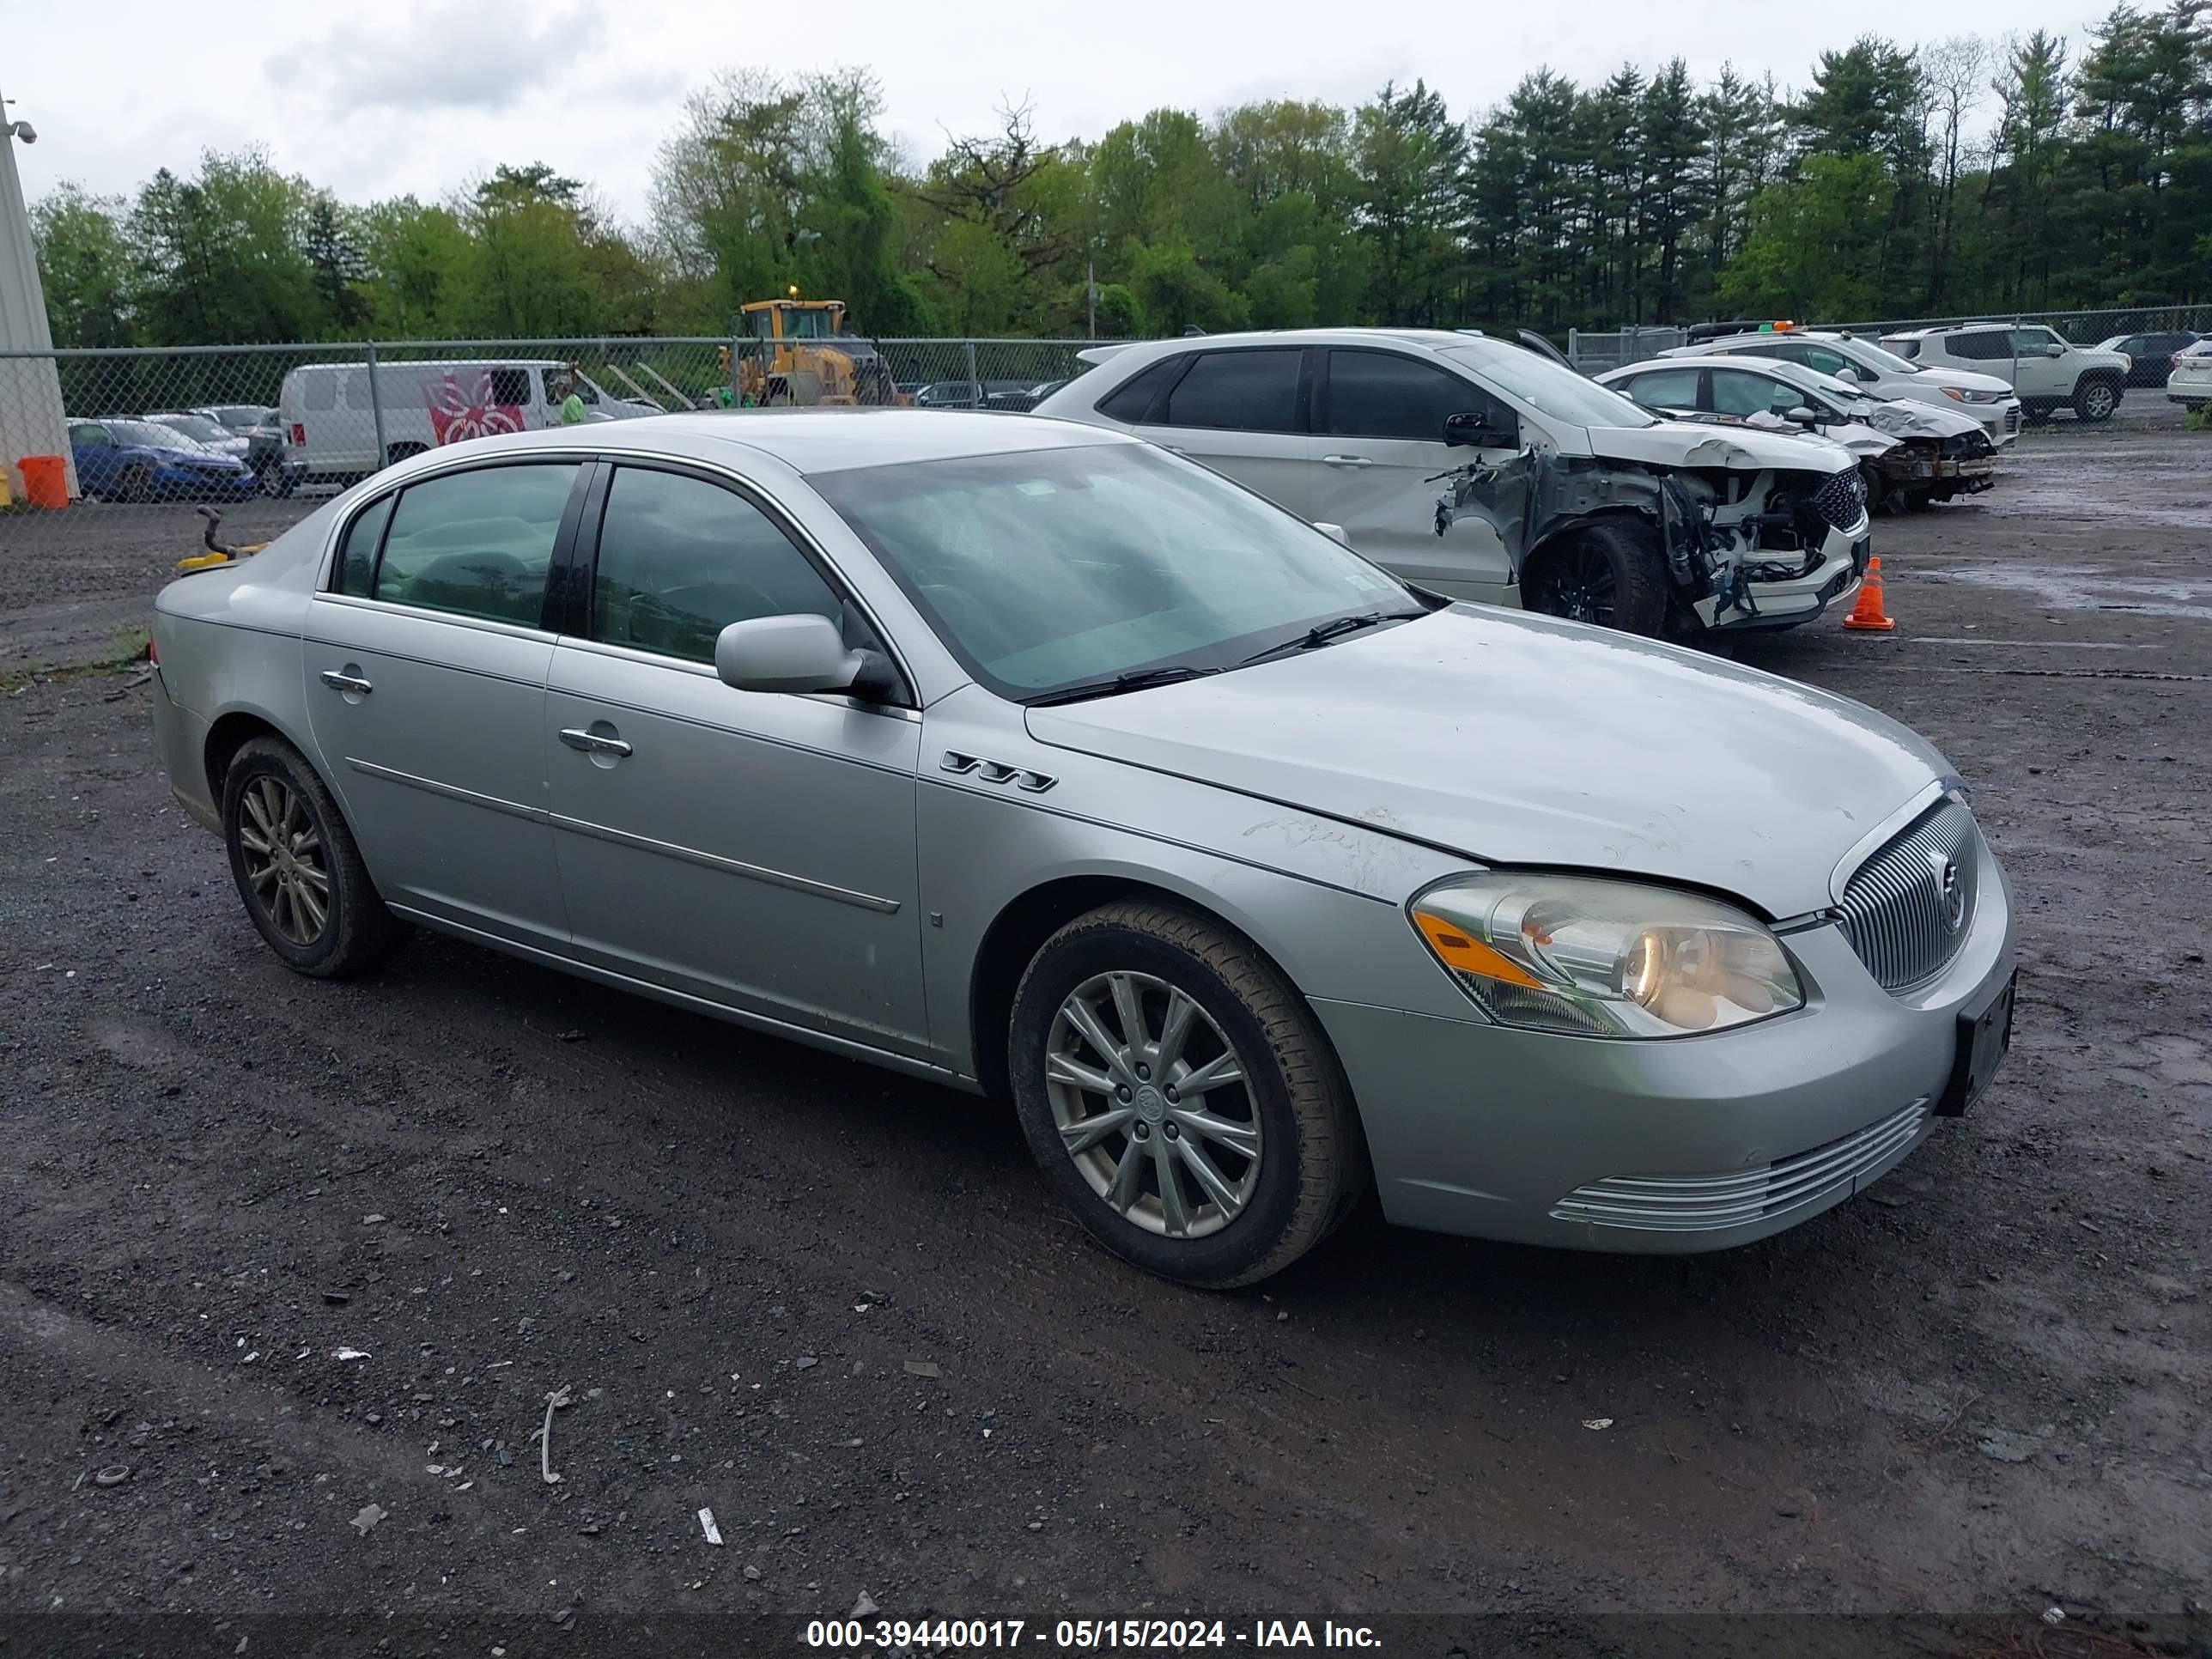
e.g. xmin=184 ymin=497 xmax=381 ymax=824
xmin=319 ymin=668 xmax=372 ymax=694
xmin=1322 ymin=454 xmax=1375 ymax=468
xmin=559 ymin=726 xmax=632 ymax=758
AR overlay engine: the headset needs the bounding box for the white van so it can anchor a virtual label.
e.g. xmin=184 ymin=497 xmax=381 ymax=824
xmin=277 ymin=359 xmax=653 ymax=485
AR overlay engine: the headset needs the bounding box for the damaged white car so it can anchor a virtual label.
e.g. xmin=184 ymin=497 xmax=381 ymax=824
xmin=1035 ymin=328 xmax=1869 ymax=638
xmin=1595 ymin=355 xmax=2001 ymax=513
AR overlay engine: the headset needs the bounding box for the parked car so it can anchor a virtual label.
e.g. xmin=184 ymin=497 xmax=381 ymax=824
xmin=1879 ymin=324 xmax=2128 ymax=423
xmin=910 ymin=379 xmax=1038 ymax=410
xmin=2094 ymin=330 xmax=2199 ymax=387
xmin=146 ymin=410 xmax=251 ymax=461
xmin=277 ymin=359 xmax=651 ymax=488
xmin=983 ymin=378 xmax=1071 ymax=412
xmin=1663 ymin=328 xmax=2023 ymax=447
xmin=2163 ymin=340 xmax=2212 ymax=410
xmin=147 ymin=412 xmax=2017 ymax=1285
xmin=191 ymin=404 xmax=301 ymax=496
xmin=67 ymin=417 xmax=259 ymax=503
xmin=1037 ymin=328 xmax=1870 ymax=637
xmin=1596 ymin=356 xmax=1999 ymax=511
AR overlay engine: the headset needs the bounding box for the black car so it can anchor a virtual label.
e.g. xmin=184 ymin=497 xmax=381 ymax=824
xmin=2095 ymin=331 xmax=2202 ymax=387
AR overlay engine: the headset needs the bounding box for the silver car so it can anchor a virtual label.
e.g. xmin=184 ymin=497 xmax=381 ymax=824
xmin=149 ymin=412 xmax=2018 ymax=1286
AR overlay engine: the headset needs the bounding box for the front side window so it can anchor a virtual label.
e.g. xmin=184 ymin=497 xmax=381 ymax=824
xmin=1449 ymin=344 xmax=1657 ymax=429
xmin=1622 ymin=367 xmax=1704 ymax=410
xmin=589 ymin=467 xmax=851 ymax=664
xmin=2011 ymin=327 xmax=2062 ymax=354
xmin=1323 ymin=349 xmax=1483 ymax=441
xmin=1159 ymin=349 xmax=1303 ymax=434
xmin=811 ymin=442 xmax=1413 ymax=699
xmin=1710 ymin=368 xmax=1800 ymax=417
xmin=1797 ymin=343 xmax=1852 ymax=376
xmin=70 ymin=423 xmax=111 ymax=447
xmin=370 ymin=463 xmax=579 ymax=626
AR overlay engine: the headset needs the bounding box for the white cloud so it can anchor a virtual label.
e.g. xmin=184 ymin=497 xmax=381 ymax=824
xmin=276 ymin=0 xmax=612 ymax=115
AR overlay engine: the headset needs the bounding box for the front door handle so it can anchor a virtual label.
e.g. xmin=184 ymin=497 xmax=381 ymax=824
xmin=559 ymin=726 xmax=632 ymax=758
xmin=1322 ymin=453 xmax=1375 ymax=468
xmin=319 ymin=668 xmax=373 ymax=694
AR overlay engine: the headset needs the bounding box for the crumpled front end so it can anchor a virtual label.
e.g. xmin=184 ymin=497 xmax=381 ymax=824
xmin=1434 ymin=441 xmax=1870 ymax=633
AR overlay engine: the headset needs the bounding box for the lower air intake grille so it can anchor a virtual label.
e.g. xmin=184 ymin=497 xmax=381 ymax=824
xmin=1550 ymin=1102 xmax=1929 ymax=1233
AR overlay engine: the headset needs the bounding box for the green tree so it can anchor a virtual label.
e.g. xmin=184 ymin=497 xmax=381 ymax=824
xmin=128 ymin=150 xmax=319 ymax=343
xmin=1352 ymin=80 xmax=1468 ymax=324
xmin=1722 ymin=152 xmax=1893 ymax=318
xmin=30 ymin=184 xmax=134 ymax=348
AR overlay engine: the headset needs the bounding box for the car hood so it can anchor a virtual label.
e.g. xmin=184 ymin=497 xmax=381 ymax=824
xmin=1867 ymin=398 xmax=1984 ymax=440
xmin=130 ymin=443 xmax=241 ymax=466
xmin=1584 ymin=418 xmax=1852 ymax=474
xmin=1024 ymin=607 xmax=1951 ymax=917
xmin=1904 ymin=365 xmax=2013 ymax=396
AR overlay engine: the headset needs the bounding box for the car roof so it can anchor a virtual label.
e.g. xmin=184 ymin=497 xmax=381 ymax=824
xmin=1083 ymin=325 xmax=1515 ymax=362
xmin=1605 ymin=354 xmax=1832 ymax=389
xmin=423 ymin=408 xmax=1133 ymax=477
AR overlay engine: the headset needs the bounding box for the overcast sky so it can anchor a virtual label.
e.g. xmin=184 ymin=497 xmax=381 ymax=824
xmin=6 ymin=0 xmax=2106 ymax=224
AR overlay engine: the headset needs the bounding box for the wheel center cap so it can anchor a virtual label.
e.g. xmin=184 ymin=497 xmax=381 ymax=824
xmin=1133 ymin=1085 xmax=1166 ymax=1124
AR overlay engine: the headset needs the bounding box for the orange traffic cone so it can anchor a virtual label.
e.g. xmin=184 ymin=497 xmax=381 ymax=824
xmin=1843 ymin=556 xmax=1896 ymax=632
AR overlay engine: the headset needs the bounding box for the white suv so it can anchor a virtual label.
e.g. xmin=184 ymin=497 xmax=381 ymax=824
xmin=1035 ymin=329 xmax=1869 ymax=639
xmin=1662 ymin=329 xmax=2021 ymax=447
xmin=1880 ymin=324 xmax=2129 ymax=424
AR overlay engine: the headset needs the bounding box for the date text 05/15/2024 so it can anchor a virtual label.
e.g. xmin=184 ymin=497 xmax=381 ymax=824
xmin=803 ymin=1618 xmax=1382 ymax=1649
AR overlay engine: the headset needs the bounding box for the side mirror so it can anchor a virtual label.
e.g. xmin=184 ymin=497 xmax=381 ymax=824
xmin=1312 ymin=520 xmax=1350 ymax=546
xmin=1849 ymin=400 xmax=1877 ymax=421
xmin=1443 ymin=410 xmax=1516 ymax=448
xmin=2043 ymin=343 xmax=2065 ymax=357
xmin=1784 ymin=404 xmax=1820 ymax=426
xmin=714 ymin=614 xmax=896 ymax=700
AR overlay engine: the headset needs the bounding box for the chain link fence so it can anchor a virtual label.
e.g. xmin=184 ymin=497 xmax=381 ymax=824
xmin=1567 ymin=304 xmax=2212 ymax=372
xmin=0 ymin=336 xmax=1110 ymax=558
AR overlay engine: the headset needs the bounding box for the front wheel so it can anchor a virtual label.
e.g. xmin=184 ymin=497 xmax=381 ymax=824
xmin=1008 ymin=902 xmax=1365 ymax=1288
xmin=2073 ymin=379 xmax=2119 ymax=422
xmin=1522 ymin=520 xmax=1668 ymax=635
xmin=222 ymin=737 xmax=403 ymax=977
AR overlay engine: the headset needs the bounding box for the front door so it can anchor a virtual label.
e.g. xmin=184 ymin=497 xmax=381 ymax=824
xmin=1127 ymin=346 xmax=1315 ymax=520
xmin=544 ymin=462 xmax=928 ymax=1057
xmin=1310 ymin=348 xmax=1522 ymax=605
xmin=303 ymin=459 xmax=586 ymax=948
xmin=2010 ymin=328 xmax=2070 ymax=399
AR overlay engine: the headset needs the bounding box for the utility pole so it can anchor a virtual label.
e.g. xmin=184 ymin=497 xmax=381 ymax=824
xmin=0 ymin=85 xmax=76 ymax=500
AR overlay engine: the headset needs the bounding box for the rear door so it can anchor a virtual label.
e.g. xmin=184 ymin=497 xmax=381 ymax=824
xmin=1124 ymin=346 xmax=1315 ymax=520
xmin=1309 ymin=346 xmax=1517 ymax=603
xmin=304 ymin=458 xmax=588 ymax=950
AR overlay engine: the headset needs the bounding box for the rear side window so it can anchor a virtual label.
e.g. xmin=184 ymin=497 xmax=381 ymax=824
xmin=1888 ymin=338 xmax=1922 ymax=359
xmin=589 ymin=468 xmax=852 ymax=664
xmin=1095 ymin=356 xmax=1183 ymax=423
xmin=1159 ymin=349 xmax=1303 ymax=434
xmin=1945 ymin=331 xmax=2010 ymax=362
xmin=491 ymin=368 xmax=533 ymax=405
xmin=1322 ymin=350 xmax=1478 ymax=441
xmin=371 ymin=463 xmax=579 ymax=626
xmin=334 ymin=495 xmax=396 ymax=595
xmin=1623 ymin=367 xmax=1704 ymax=410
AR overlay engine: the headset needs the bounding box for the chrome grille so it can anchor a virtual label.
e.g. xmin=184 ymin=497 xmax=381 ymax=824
xmin=1551 ymin=1101 xmax=1929 ymax=1232
xmin=1811 ymin=468 xmax=1867 ymax=532
xmin=1839 ymin=797 xmax=1980 ymax=993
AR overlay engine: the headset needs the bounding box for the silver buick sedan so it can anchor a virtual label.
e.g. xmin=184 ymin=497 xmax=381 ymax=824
xmin=149 ymin=411 xmax=2017 ymax=1286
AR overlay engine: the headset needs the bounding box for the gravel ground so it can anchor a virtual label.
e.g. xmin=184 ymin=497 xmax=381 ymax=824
xmin=1 ymin=411 xmax=2207 ymax=1656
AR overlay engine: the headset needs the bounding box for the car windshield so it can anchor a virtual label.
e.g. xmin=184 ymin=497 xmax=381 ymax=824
xmin=1805 ymin=369 xmax=1868 ymax=407
xmin=210 ymin=406 xmax=270 ymax=428
xmin=154 ymin=414 xmax=228 ymax=441
xmin=108 ymin=421 xmax=204 ymax=448
xmin=1446 ymin=345 xmax=1658 ymax=428
xmin=811 ymin=442 xmax=1417 ymax=699
xmin=1840 ymin=338 xmax=1923 ymax=375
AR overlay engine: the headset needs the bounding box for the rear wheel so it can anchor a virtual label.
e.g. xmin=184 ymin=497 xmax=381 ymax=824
xmin=120 ymin=462 xmax=155 ymax=503
xmin=222 ymin=737 xmax=402 ymax=978
xmin=1008 ymin=902 xmax=1364 ymax=1288
xmin=1522 ymin=520 xmax=1668 ymax=635
xmin=2073 ymin=378 xmax=2120 ymax=422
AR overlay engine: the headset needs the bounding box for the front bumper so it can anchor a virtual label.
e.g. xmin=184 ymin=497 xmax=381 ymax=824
xmin=1315 ymin=851 xmax=2016 ymax=1253
xmin=1973 ymin=401 xmax=2022 ymax=446
xmin=1706 ymin=517 xmax=1869 ymax=632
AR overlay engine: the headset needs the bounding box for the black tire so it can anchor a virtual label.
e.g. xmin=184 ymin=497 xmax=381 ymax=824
xmin=2072 ymin=377 xmax=2120 ymax=422
xmin=121 ymin=462 xmax=155 ymax=504
xmin=222 ymin=736 xmax=403 ymax=978
xmin=1522 ymin=519 xmax=1668 ymax=636
xmin=1859 ymin=461 xmax=1907 ymax=517
xmin=1007 ymin=901 xmax=1366 ymax=1289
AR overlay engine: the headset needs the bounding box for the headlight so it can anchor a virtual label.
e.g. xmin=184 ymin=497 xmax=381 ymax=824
xmin=1409 ymin=875 xmax=1804 ymax=1039
xmin=1939 ymin=386 xmax=1966 ymax=401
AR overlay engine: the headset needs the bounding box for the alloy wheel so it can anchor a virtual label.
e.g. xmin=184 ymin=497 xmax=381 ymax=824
xmin=236 ymin=775 xmax=329 ymax=946
xmin=1043 ymin=971 xmax=1261 ymax=1239
xmin=1541 ymin=544 xmax=1618 ymax=625
xmin=2082 ymin=382 xmax=2117 ymax=420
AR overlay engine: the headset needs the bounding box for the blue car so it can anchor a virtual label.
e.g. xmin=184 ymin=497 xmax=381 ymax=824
xmin=68 ymin=418 xmax=259 ymax=503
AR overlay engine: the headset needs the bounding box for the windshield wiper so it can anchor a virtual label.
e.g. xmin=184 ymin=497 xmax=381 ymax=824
xmin=1023 ymin=664 xmax=1224 ymax=707
xmin=1237 ymin=609 xmax=1427 ymax=667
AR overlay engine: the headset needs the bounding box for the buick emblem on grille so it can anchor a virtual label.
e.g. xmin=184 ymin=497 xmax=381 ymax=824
xmin=1935 ymin=853 xmax=1966 ymax=933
